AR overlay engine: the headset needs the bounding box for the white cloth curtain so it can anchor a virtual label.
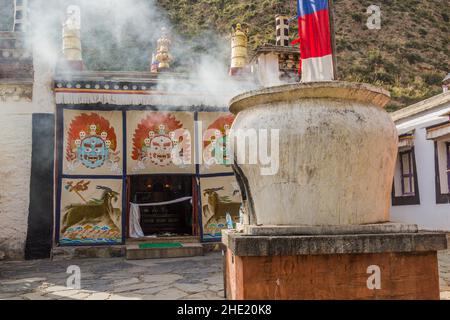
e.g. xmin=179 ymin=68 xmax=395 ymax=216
xmin=129 ymin=197 xmax=193 ymax=238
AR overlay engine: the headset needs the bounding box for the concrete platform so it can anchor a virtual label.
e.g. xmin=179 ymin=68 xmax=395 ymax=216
xmin=244 ymin=222 xmax=419 ymax=236
xmin=126 ymin=243 xmax=204 ymax=260
xmin=222 ymin=230 xmax=447 ymax=256
xmin=223 ymin=230 xmax=448 ymax=300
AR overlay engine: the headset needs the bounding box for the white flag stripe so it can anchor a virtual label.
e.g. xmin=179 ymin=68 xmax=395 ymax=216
xmin=301 ymin=54 xmax=334 ymax=82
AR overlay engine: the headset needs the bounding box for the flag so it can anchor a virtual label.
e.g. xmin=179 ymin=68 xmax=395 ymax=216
xmin=296 ymin=0 xmax=334 ymax=81
xmin=150 ymin=53 xmax=159 ymax=73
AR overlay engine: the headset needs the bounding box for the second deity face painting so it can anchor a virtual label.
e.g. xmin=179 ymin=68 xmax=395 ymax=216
xmin=126 ymin=111 xmax=195 ymax=174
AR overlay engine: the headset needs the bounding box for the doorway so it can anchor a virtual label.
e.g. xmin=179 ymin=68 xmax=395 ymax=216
xmin=128 ymin=175 xmax=194 ymax=237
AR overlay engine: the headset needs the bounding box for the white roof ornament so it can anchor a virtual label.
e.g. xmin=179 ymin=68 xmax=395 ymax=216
xmin=65 ymin=5 xmax=81 ymax=30
xmin=13 ymin=0 xmax=29 ymax=32
xmin=62 ymin=5 xmax=83 ymax=63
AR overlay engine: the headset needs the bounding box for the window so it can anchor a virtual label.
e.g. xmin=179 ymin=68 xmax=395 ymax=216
xmin=284 ymin=29 xmax=289 ymax=36
xmin=426 ymin=122 xmax=450 ymax=203
xmin=14 ymin=24 xmax=23 ymax=32
xmin=400 ymin=150 xmax=415 ymax=195
xmin=447 ymin=142 xmax=450 ymax=190
xmin=433 ymin=140 xmax=450 ymax=203
xmin=392 ymin=147 xmax=420 ymax=206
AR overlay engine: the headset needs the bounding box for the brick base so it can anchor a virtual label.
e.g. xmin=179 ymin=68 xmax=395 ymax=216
xmin=225 ymin=249 xmax=440 ymax=300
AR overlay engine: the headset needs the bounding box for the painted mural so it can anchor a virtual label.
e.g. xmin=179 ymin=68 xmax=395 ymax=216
xmin=127 ymin=111 xmax=195 ymax=174
xmin=200 ymin=175 xmax=242 ymax=241
xmin=59 ymin=178 xmax=123 ymax=245
xmin=63 ymin=110 xmax=123 ymax=175
xmin=198 ymin=112 xmax=235 ymax=174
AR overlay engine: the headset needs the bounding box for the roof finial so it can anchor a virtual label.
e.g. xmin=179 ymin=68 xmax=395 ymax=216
xmin=13 ymin=0 xmax=28 ymax=32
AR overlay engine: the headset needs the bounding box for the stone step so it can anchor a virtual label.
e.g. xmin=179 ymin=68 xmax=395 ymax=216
xmin=126 ymin=243 xmax=204 ymax=260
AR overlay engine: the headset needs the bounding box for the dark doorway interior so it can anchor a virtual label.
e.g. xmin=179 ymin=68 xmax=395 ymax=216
xmin=129 ymin=175 xmax=193 ymax=236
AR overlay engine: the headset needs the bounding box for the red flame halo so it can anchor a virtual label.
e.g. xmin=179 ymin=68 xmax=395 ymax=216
xmin=203 ymin=114 xmax=235 ymax=148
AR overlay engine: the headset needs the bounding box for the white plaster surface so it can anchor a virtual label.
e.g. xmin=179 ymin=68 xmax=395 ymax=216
xmin=0 ymin=113 xmax=32 ymax=260
xmin=230 ymin=83 xmax=397 ymax=226
xmin=391 ymin=127 xmax=450 ymax=231
xmin=390 ymin=93 xmax=450 ymax=231
xmin=0 ymin=49 xmax=55 ymax=260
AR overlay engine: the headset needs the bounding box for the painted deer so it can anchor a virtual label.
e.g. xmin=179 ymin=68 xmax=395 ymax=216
xmin=61 ymin=186 xmax=121 ymax=233
xmin=202 ymin=187 xmax=241 ymax=226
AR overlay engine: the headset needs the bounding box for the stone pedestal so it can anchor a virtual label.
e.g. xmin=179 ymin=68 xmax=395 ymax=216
xmin=225 ymin=82 xmax=447 ymax=300
xmin=222 ymin=227 xmax=447 ymax=300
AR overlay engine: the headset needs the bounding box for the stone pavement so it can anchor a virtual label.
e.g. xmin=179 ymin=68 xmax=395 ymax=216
xmin=1 ymin=250 xmax=450 ymax=300
xmin=0 ymin=252 xmax=225 ymax=300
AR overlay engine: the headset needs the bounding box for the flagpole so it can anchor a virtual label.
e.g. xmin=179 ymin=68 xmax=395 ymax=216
xmin=328 ymin=0 xmax=338 ymax=80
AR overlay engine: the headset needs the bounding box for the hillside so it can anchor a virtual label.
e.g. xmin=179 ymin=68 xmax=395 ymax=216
xmin=1 ymin=0 xmax=449 ymax=110
xmin=158 ymin=0 xmax=449 ymax=111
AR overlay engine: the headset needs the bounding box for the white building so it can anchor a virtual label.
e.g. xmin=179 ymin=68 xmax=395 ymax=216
xmin=391 ymin=85 xmax=450 ymax=231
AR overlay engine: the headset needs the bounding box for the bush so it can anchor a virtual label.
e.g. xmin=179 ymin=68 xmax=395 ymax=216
xmin=351 ymin=13 xmax=363 ymax=23
xmin=404 ymin=52 xmax=424 ymax=64
xmin=419 ymin=28 xmax=428 ymax=36
xmin=423 ymin=73 xmax=443 ymax=86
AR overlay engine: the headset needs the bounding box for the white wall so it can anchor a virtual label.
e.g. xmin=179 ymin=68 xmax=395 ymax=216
xmin=0 ymin=51 xmax=55 ymax=260
xmin=0 ymin=112 xmax=33 ymax=260
xmin=391 ymin=106 xmax=450 ymax=231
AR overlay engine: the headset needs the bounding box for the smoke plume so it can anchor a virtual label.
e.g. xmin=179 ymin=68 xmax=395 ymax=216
xmin=23 ymin=0 xmax=260 ymax=107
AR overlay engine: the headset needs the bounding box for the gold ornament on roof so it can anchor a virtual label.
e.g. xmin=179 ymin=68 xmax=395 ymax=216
xmin=155 ymin=27 xmax=173 ymax=71
xmin=230 ymin=23 xmax=249 ymax=73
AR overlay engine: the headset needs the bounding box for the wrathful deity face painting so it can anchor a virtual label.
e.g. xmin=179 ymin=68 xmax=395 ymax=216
xmin=202 ymin=114 xmax=235 ymax=168
xmin=65 ymin=112 xmax=122 ymax=174
xmin=131 ymin=112 xmax=192 ymax=171
xmin=78 ymin=135 xmax=108 ymax=168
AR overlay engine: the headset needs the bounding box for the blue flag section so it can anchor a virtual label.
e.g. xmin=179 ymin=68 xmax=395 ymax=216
xmin=297 ymin=0 xmax=329 ymax=17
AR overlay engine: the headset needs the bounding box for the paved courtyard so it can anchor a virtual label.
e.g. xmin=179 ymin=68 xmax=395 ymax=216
xmin=0 ymin=250 xmax=449 ymax=300
xmin=0 ymin=252 xmax=224 ymax=300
